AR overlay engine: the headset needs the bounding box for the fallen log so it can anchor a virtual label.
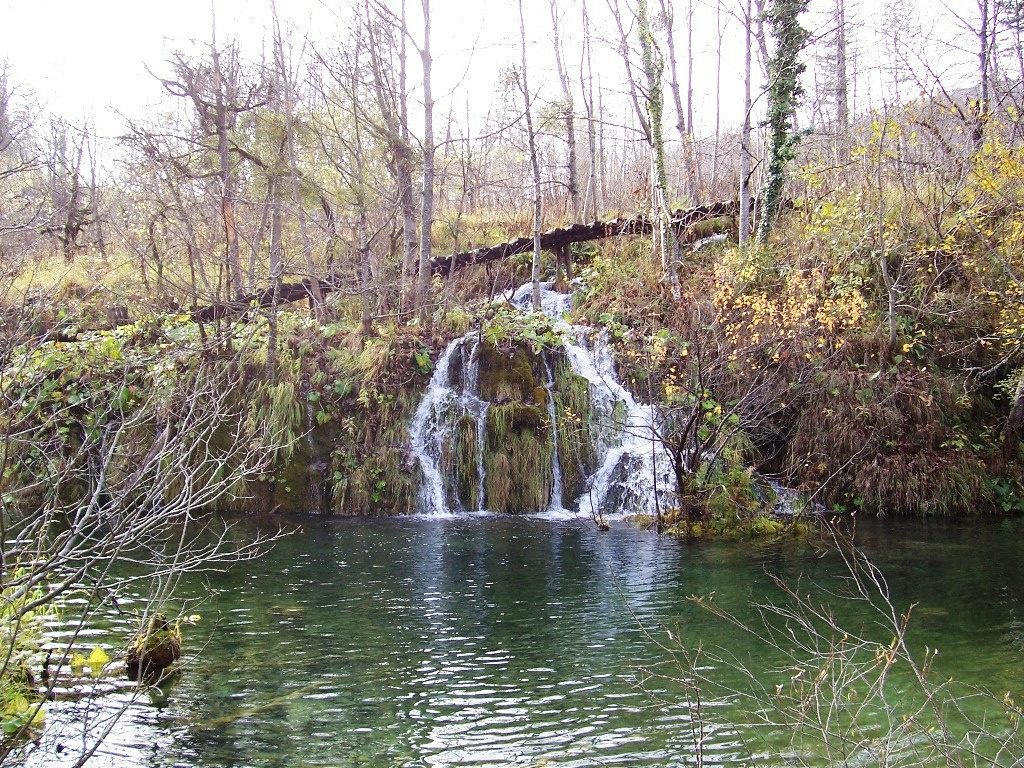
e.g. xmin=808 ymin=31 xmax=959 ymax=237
xmin=191 ymin=274 xmax=349 ymax=323
xmin=190 ymin=200 xmax=743 ymax=323
xmin=429 ymin=200 xmax=740 ymax=275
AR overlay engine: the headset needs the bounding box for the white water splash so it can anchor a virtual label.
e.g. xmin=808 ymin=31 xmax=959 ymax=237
xmin=543 ymin=356 xmax=565 ymax=513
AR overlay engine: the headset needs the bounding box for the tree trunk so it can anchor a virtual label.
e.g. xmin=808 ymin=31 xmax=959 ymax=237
xmin=582 ymin=0 xmax=598 ymax=220
xmin=975 ymin=0 xmax=992 ymax=148
xmin=756 ymin=0 xmax=810 ymax=244
xmin=364 ymin=0 xmax=416 ymax=317
xmin=417 ymin=0 xmax=435 ymax=327
xmin=212 ymin=43 xmax=245 ymax=301
xmin=320 ymin=194 xmax=340 ymax=272
xmin=876 ymin=112 xmax=898 ymax=360
xmin=658 ymin=0 xmax=698 ymax=204
xmin=610 ymin=0 xmax=653 ymax=145
xmin=519 ymin=0 xmax=543 ymax=311
xmin=267 ymin=174 xmax=283 ymax=380
xmin=834 ymin=0 xmax=849 ymax=161
xmin=712 ymin=0 xmax=723 ymax=196
xmin=87 ymin=128 xmax=106 ymax=258
xmin=598 ymin=79 xmax=607 ymax=215
xmin=637 ymin=0 xmax=681 ymax=290
xmin=739 ymin=0 xmax=753 ymax=246
xmin=272 ymin=3 xmax=322 ymax=316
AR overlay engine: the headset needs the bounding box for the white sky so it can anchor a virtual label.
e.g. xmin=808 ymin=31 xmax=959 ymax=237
xmin=0 ymin=0 xmax=989 ymax=147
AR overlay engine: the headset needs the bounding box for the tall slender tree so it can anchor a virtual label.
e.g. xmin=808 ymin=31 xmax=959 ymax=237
xmin=156 ymin=34 xmax=268 ymax=300
xmin=637 ymin=0 xmax=681 ymax=288
xmin=834 ymin=0 xmax=849 ymax=156
xmin=417 ymin=0 xmax=435 ymax=326
xmin=271 ymin=2 xmax=323 ymax=314
xmin=657 ymin=0 xmax=698 ymax=203
xmin=551 ymin=0 xmax=582 ymax=222
xmin=739 ymin=0 xmax=754 ymax=246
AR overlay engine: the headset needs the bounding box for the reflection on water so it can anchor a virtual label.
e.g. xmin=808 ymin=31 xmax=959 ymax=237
xmin=24 ymin=515 xmax=1024 ymax=768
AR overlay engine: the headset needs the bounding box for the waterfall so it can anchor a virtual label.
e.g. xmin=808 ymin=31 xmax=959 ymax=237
xmin=408 ymin=282 xmax=675 ymax=517
xmin=543 ymin=356 xmax=564 ymax=512
xmin=562 ymin=332 xmax=675 ymax=520
xmin=408 ymin=334 xmax=490 ymax=514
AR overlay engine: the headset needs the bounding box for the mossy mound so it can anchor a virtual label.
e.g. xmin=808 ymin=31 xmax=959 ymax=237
xmin=476 ymin=342 xmax=546 ymax=403
xmin=484 ymin=403 xmax=554 ymax=513
xmin=125 ymin=614 xmax=182 ymax=682
xmin=452 ymin=414 xmax=481 ymax=510
xmin=785 ymin=368 xmax=992 ymax=515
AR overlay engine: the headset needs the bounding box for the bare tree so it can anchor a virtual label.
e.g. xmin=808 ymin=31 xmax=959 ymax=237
xmin=0 ymin=66 xmax=42 ymax=242
xmin=834 ymin=0 xmax=850 ymax=156
xmin=44 ymin=118 xmax=91 ymax=261
xmin=637 ymin=0 xmax=682 ymax=288
xmin=581 ymin=0 xmax=602 ymax=220
xmin=155 ymin=33 xmax=269 ymax=301
xmin=271 ymin=2 xmax=323 ymax=315
xmin=417 ymin=0 xmax=435 ymax=326
xmin=739 ymin=0 xmax=754 ymax=246
xmin=657 ymin=0 xmax=699 ymax=203
xmin=363 ymin=0 xmax=417 ymax=317
xmin=551 ymin=0 xmax=582 ymax=221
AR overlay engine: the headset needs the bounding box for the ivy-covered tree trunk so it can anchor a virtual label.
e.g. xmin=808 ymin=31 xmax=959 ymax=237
xmin=739 ymin=0 xmax=753 ymax=246
xmin=756 ymin=0 xmax=810 ymax=244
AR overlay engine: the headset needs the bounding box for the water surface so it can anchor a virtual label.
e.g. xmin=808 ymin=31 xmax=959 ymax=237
xmin=27 ymin=515 xmax=1024 ymax=767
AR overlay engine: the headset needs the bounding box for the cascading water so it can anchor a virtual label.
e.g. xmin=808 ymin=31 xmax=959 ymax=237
xmin=408 ymin=334 xmax=490 ymax=514
xmin=542 ymin=356 xmax=564 ymax=512
xmin=408 ymin=282 xmax=675 ymax=518
xmin=561 ymin=331 xmax=676 ymax=519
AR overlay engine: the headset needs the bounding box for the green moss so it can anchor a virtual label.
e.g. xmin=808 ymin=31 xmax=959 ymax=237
xmin=484 ymin=403 xmax=553 ymax=513
xmin=453 ymin=414 xmax=480 ymax=510
xmin=126 ymin=614 xmax=182 ymax=680
xmin=665 ymin=512 xmax=793 ymax=539
xmin=476 ymin=342 xmax=543 ymax=403
xmin=786 ymin=369 xmax=994 ymax=515
xmin=333 ymin=448 xmax=415 ymax=516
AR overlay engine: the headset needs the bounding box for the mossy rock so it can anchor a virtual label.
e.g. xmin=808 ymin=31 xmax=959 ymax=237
xmin=332 ymin=448 xmax=416 ymax=516
xmin=484 ymin=403 xmax=553 ymax=513
xmin=453 ymin=414 xmax=481 ymax=510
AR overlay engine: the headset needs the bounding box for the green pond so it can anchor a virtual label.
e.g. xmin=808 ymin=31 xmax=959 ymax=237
xmin=26 ymin=515 xmax=1024 ymax=767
